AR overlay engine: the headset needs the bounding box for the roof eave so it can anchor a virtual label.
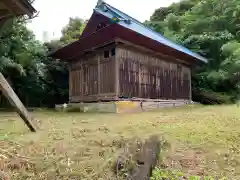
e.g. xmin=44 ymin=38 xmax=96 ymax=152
xmin=197 ymin=56 xmax=208 ymax=63
xmin=16 ymin=0 xmax=36 ymax=16
xmin=3 ymin=0 xmax=36 ymax=17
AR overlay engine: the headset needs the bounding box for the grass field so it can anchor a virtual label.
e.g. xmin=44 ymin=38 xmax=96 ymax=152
xmin=0 ymin=105 xmax=240 ymax=179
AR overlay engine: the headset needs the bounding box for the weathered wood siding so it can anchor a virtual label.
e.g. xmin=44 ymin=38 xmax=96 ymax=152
xmin=69 ymin=46 xmax=116 ymax=102
xmin=117 ymin=46 xmax=191 ymax=100
xmin=99 ymin=56 xmax=115 ymax=94
xmin=68 ymin=43 xmax=192 ymax=103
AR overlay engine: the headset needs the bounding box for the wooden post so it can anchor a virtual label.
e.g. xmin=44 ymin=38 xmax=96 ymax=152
xmin=0 ymin=73 xmax=37 ymax=132
xmin=68 ymin=65 xmax=72 ymax=102
xmin=189 ymin=69 xmax=192 ymax=102
xmin=98 ymin=55 xmax=101 ymax=100
xmin=115 ymin=47 xmax=120 ymax=98
xmin=138 ymin=63 xmax=142 ymax=98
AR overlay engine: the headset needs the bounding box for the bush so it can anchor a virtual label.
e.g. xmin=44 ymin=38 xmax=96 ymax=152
xmin=192 ymin=89 xmax=233 ymax=104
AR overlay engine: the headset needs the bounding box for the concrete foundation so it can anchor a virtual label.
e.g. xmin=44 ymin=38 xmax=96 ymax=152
xmin=56 ymin=99 xmax=191 ymax=113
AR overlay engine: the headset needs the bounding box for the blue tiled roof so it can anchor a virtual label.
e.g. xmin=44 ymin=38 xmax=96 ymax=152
xmin=94 ymin=1 xmax=207 ymax=63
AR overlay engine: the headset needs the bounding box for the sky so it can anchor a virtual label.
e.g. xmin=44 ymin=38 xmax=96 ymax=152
xmin=27 ymin=0 xmax=179 ymax=42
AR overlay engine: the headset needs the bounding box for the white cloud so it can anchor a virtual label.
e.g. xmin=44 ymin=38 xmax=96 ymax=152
xmin=27 ymin=0 xmax=179 ymax=41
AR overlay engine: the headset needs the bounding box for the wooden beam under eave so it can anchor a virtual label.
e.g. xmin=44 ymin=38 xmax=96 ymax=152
xmin=0 ymin=9 xmax=12 ymax=19
xmin=0 ymin=73 xmax=38 ymax=132
xmin=12 ymin=0 xmax=36 ymax=16
xmin=0 ymin=8 xmax=9 ymax=15
xmin=2 ymin=0 xmax=36 ymax=17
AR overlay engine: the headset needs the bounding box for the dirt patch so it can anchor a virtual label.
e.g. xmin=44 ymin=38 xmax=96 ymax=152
xmin=160 ymin=145 xmax=205 ymax=176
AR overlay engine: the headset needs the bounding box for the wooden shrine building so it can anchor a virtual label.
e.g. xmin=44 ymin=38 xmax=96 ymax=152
xmin=50 ymin=1 xmax=207 ymax=104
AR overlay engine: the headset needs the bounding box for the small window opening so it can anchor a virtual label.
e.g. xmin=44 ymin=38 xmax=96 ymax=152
xmin=104 ymin=50 xmax=109 ymax=58
xmin=96 ymin=23 xmax=107 ymax=31
xmin=111 ymin=48 xmax=116 ymax=56
xmin=177 ymin=64 xmax=182 ymax=71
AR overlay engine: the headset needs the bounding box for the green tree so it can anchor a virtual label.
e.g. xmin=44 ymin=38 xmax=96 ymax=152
xmin=0 ymin=16 xmax=88 ymax=107
xmin=60 ymin=17 xmax=86 ymax=44
xmin=148 ymin=0 xmax=240 ymax=103
xmin=0 ymin=19 xmax=48 ymax=107
xmin=42 ymin=41 xmax=69 ymax=107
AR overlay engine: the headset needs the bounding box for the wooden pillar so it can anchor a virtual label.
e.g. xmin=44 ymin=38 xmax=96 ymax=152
xmin=97 ymin=55 xmax=101 ymax=101
xmin=170 ymin=64 xmax=173 ymax=99
xmin=138 ymin=63 xmax=140 ymax=98
xmin=0 ymin=73 xmax=37 ymax=132
xmin=68 ymin=66 xmax=72 ymax=102
xmin=80 ymin=64 xmax=84 ymax=102
xmin=115 ymin=48 xmax=120 ymax=98
xmin=189 ymin=69 xmax=192 ymax=101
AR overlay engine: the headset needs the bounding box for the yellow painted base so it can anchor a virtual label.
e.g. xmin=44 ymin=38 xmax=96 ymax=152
xmin=115 ymin=101 xmax=139 ymax=113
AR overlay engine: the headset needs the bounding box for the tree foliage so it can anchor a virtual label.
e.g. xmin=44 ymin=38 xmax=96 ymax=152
xmin=60 ymin=17 xmax=86 ymax=44
xmin=0 ymin=14 xmax=89 ymax=107
xmin=0 ymin=18 xmax=74 ymax=107
xmin=147 ymin=0 xmax=240 ymax=103
xmin=0 ymin=19 xmax=48 ymax=107
xmin=41 ymin=17 xmax=88 ymax=106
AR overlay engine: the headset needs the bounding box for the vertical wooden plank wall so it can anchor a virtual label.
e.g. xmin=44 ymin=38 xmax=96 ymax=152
xmin=69 ymin=61 xmax=84 ymax=102
xmin=68 ymin=44 xmax=191 ymax=102
xmin=99 ymin=56 xmax=115 ymax=94
xmin=117 ymin=46 xmax=191 ymax=100
xmin=69 ymin=47 xmax=116 ymax=102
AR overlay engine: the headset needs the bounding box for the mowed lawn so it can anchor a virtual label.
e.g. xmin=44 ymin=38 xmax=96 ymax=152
xmin=0 ymin=105 xmax=240 ymax=179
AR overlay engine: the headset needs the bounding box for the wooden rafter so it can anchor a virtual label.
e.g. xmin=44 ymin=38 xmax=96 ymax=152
xmin=0 ymin=9 xmax=11 ymax=17
xmin=1 ymin=0 xmax=36 ymax=17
